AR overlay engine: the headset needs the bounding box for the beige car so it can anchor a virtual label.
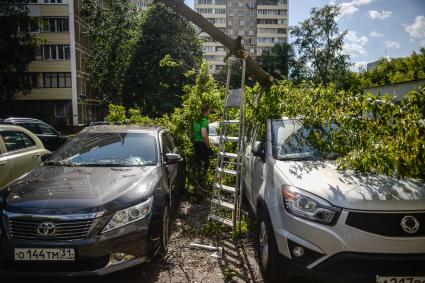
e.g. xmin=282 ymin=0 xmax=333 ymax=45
xmin=0 ymin=125 xmax=50 ymax=189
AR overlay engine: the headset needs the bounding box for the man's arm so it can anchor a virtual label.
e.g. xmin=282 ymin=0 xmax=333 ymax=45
xmin=201 ymin=127 xmax=210 ymax=147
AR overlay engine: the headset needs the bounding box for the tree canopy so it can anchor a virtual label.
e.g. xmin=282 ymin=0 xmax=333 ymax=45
xmin=82 ymin=0 xmax=142 ymax=105
xmin=0 ymin=0 xmax=37 ymax=101
xmin=357 ymin=48 xmax=425 ymax=88
xmin=123 ymin=3 xmax=203 ymax=116
xmin=290 ymin=5 xmax=350 ymax=86
xmin=257 ymin=43 xmax=293 ymax=80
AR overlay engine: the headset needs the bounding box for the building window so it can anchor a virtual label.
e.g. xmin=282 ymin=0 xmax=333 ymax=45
xmin=203 ymin=46 xmax=214 ymax=52
xmin=198 ymin=0 xmax=212 ymax=4
xmin=44 ymin=0 xmax=63 ymax=3
xmin=247 ymin=2 xmax=255 ymax=8
xmin=215 ymin=8 xmax=225 ymax=14
xmin=239 ymin=20 xmax=244 ymax=26
xmin=215 ymin=0 xmax=225 ymax=4
xmin=257 ymin=9 xmax=285 ymax=16
xmin=25 ymin=0 xmax=39 ymax=3
xmin=43 ymin=73 xmax=71 ymax=88
xmin=249 ymin=10 xmax=255 ymax=17
xmin=239 ymin=10 xmax=244 ymax=17
xmin=238 ymin=2 xmax=243 ymax=7
xmin=197 ymin=8 xmax=213 ymax=14
xmin=249 ymin=20 xmax=254 ymax=27
xmin=249 ymin=29 xmax=254 ymax=35
xmin=41 ymin=17 xmax=69 ymax=32
xmin=42 ymin=45 xmax=70 ymax=60
xmin=54 ymin=104 xmax=66 ymax=117
xmin=25 ymin=73 xmax=40 ymax=88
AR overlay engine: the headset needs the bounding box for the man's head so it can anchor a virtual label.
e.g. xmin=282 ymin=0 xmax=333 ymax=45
xmin=201 ymin=103 xmax=210 ymax=116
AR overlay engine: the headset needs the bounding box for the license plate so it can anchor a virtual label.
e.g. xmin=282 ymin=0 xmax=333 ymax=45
xmin=377 ymin=276 xmax=425 ymax=283
xmin=14 ymin=248 xmax=75 ymax=261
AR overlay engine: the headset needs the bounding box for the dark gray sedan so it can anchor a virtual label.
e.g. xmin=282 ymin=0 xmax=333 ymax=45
xmin=0 ymin=125 xmax=185 ymax=276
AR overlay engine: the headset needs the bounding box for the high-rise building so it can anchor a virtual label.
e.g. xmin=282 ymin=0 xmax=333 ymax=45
xmin=195 ymin=0 xmax=288 ymax=74
xmin=1 ymin=0 xmax=101 ymax=131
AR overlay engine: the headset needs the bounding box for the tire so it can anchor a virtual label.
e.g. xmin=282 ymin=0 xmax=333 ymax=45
xmin=257 ymin=206 xmax=284 ymax=283
xmin=157 ymin=204 xmax=170 ymax=258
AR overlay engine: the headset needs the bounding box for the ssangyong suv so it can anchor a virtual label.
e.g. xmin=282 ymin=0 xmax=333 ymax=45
xmin=243 ymin=118 xmax=425 ymax=283
xmin=0 ymin=125 xmax=185 ymax=276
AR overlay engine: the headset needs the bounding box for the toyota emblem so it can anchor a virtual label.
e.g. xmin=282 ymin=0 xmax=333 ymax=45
xmin=400 ymin=215 xmax=420 ymax=234
xmin=37 ymin=222 xmax=56 ymax=237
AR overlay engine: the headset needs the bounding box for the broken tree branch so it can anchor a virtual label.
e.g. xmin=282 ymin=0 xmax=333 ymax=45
xmin=155 ymin=0 xmax=274 ymax=87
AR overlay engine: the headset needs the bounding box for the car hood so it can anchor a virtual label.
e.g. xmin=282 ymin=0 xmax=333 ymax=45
xmin=3 ymin=165 xmax=160 ymax=215
xmin=275 ymin=160 xmax=425 ymax=211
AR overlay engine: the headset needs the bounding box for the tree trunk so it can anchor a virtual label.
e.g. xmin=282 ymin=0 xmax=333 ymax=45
xmin=155 ymin=0 xmax=274 ymax=87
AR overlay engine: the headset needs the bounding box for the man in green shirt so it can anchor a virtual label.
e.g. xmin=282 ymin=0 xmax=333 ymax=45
xmin=194 ymin=103 xmax=211 ymax=171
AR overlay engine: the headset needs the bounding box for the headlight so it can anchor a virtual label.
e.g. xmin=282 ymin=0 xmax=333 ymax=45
xmin=282 ymin=186 xmax=340 ymax=225
xmin=102 ymin=196 xmax=154 ymax=234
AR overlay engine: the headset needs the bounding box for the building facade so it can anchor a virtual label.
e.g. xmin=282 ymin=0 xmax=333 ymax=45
xmin=1 ymin=0 xmax=101 ymax=132
xmin=195 ymin=0 xmax=288 ymax=73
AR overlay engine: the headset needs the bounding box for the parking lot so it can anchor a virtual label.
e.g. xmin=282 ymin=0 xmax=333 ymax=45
xmin=2 ymin=197 xmax=263 ymax=283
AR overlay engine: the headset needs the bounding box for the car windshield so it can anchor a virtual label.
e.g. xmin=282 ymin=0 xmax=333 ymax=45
xmin=46 ymin=133 xmax=158 ymax=167
xmin=272 ymin=119 xmax=332 ymax=161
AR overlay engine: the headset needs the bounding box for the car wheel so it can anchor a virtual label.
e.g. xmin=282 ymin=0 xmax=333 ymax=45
xmin=158 ymin=204 xmax=170 ymax=258
xmin=257 ymin=207 xmax=284 ymax=282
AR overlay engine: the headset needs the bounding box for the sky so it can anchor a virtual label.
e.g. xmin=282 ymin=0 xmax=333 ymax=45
xmin=185 ymin=0 xmax=425 ymax=70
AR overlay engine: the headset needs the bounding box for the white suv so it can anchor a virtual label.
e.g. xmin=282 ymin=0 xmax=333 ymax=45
xmin=243 ymin=118 xmax=425 ymax=283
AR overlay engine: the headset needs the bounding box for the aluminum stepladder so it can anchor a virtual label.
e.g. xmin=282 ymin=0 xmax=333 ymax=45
xmin=209 ymin=57 xmax=246 ymax=228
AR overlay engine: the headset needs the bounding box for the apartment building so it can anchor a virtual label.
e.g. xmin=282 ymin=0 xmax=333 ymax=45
xmin=195 ymin=0 xmax=288 ymax=73
xmin=1 ymin=0 xmax=100 ymax=132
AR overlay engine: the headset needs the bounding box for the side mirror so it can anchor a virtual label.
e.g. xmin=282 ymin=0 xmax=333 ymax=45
xmin=164 ymin=153 xmax=183 ymax=165
xmin=251 ymin=141 xmax=265 ymax=158
xmin=41 ymin=152 xmax=52 ymax=162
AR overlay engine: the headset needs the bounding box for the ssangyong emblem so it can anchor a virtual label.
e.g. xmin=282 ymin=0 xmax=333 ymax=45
xmin=37 ymin=222 xmax=56 ymax=236
xmin=400 ymin=215 xmax=420 ymax=234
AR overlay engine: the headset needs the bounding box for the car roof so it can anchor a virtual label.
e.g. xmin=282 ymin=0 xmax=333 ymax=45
xmin=4 ymin=117 xmax=43 ymax=123
xmin=80 ymin=124 xmax=166 ymax=135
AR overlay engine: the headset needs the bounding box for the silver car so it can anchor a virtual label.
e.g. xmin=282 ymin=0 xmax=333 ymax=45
xmin=243 ymin=118 xmax=425 ymax=283
xmin=0 ymin=125 xmax=50 ymax=189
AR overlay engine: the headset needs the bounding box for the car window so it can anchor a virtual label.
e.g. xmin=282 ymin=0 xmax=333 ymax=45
xmin=47 ymin=133 xmax=158 ymax=166
xmin=166 ymin=133 xmax=178 ymax=153
xmin=20 ymin=132 xmax=36 ymax=147
xmin=1 ymin=131 xmax=33 ymax=152
xmin=38 ymin=123 xmax=57 ymax=135
xmin=161 ymin=133 xmax=174 ymax=154
xmin=18 ymin=122 xmax=43 ymax=134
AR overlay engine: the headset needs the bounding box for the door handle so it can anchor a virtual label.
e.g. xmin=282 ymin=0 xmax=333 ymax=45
xmin=32 ymin=153 xmax=41 ymax=158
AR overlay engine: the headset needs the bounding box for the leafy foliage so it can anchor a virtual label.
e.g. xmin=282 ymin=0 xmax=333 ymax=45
xmin=247 ymin=81 xmax=425 ymax=179
xmin=357 ymin=48 xmax=425 ymax=88
xmin=82 ymin=0 xmax=142 ymax=105
xmin=290 ymin=5 xmax=351 ymax=86
xmin=0 ymin=0 xmax=37 ymax=101
xmin=106 ymin=62 xmax=224 ymax=191
xmin=124 ymin=3 xmax=203 ymax=116
xmin=257 ymin=43 xmax=294 ymax=80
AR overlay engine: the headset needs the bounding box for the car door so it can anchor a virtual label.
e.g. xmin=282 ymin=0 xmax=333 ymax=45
xmin=0 ymin=130 xmax=42 ymax=189
xmin=161 ymin=132 xmax=178 ymax=194
xmin=166 ymin=132 xmax=184 ymax=191
xmin=248 ymin=123 xmax=267 ymax=210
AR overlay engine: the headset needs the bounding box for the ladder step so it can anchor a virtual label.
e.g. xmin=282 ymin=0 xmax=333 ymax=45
xmin=214 ymin=183 xmax=236 ymax=193
xmin=218 ymin=152 xmax=238 ymax=159
xmin=211 ymin=199 xmax=234 ymax=210
xmin=221 ymin=136 xmax=239 ymax=142
xmin=217 ymin=167 xmax=238 ymax=176
xmin=222 ymin=120 xmax=240 ymax=125
xmin=209 ymin=215 xmax=233 ymax=227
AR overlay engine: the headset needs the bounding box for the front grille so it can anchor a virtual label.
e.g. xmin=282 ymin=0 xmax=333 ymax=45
xmin=8 ymin=218 xmax=94 ymax=241
xmin=346 ymin=211 xmax=425 ymax=237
